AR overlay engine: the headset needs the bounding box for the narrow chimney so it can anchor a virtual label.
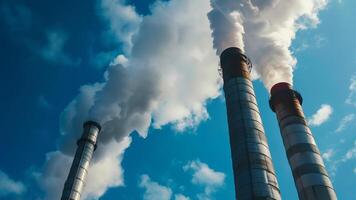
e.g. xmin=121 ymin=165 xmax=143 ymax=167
xmin=220 ymin=47 xmax=281 ymax=199
xmin=61 ymin=121 xmax=101 ymax=200
xmin=269 ymin=82 xmax=337 ymax=200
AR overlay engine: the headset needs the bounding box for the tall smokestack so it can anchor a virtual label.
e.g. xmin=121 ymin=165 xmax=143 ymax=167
xmin=269 ymin=82 xmax=337 ymax=200
xmin=61 ymin=121 xmax=101 ymax=200
xmin=220 ymin=47 xmax=281 ymax=199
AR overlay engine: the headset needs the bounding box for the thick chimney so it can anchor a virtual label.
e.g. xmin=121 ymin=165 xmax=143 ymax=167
xmin=221 ymin=47 xmax=281 ymax=199
xmin=61 ymin=121 xmax=101 ymax=200
xmin=269 ymin=82 xmax=337 ymax=200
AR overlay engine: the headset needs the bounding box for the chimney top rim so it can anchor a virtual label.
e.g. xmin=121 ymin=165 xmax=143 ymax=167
xmin=84 ymin=120 xmax=102 ymax=131
xmin=220 ymin=47 xmax=244 ymax=58
xmin=270 ymin=82 xmax=293 ymax=95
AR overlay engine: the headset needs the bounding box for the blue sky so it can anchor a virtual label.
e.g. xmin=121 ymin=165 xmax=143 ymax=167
xmin=0 ymin=0 xmax=355 ymax=200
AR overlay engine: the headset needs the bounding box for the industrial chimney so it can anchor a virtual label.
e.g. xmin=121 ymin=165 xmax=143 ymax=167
xmin=269 ymin=82 xmax=337 ymax=200
xmin=61 ymin=121 xmax=101 ymax=200
xmin=220 ymin=47 xmax=281 ymax=199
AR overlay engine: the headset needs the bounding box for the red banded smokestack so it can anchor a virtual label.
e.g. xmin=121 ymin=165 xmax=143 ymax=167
xmin=61 ymin=121 xmax=101 ymax=200
xmin=269 ymin=82 xmax=337 ymax=200
xmin=220 ymin=47 xmax=281 ymax=199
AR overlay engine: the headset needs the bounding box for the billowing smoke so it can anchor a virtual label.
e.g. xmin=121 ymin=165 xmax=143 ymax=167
xmin=38 ymin=0 xmax=220 ymax=199
xmin=208 ymin=0 xmax=327 ymax=89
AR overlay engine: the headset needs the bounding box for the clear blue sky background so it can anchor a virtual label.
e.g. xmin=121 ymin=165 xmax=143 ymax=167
xmin=0 ymin=0 xmax=355 ymax=199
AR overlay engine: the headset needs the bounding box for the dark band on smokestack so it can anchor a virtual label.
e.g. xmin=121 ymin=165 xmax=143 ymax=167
xmin=269 ymin=82 xmax=337 ymax=200
xmin=220 ymin=47 xmax=251 ymax=81
xmin=221 ymin=47 xmax=281 ymax=200
xmin=61 ymin=121 xmax=101 ymax=200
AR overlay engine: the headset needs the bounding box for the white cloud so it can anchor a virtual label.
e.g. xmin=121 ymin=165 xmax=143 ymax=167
xmin=344 ymin=141 xmax=356 ymax=161
xmin=353 ymin=168 xmax=356 ymax=174
xmin=175 ymin=194 xmax=190 ymax=200
xmin=138 ymin=174 xmax=191 ymax=200
xmin=139 ymin=175 xmax=172 ymax=200
xmin=0 ymin=170 xmax=26 ymax=197
xmin=346 ymin=75 xmax=356 ymax=106
xmin=183 ymin=160 xmax=225 ymax=199
xmin=335 ymin=114 xmax=355 ymax=133
xmin=322 ymin=149 xmax=335 ymax=162
xmin=39 ymin=30 xmax=80 ymax=66
xmin=308 ymin=104 xmax=333 ymax=126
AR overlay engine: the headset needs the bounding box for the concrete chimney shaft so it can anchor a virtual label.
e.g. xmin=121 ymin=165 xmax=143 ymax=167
xmin=61 ymin=121 xmax=101 ymax=200
xmin=269 ymin=82 xmax=337 ymax=200
xmin=221 ymin=47 xmax=281 ymax=199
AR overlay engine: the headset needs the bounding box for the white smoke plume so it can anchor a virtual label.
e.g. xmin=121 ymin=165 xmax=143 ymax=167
xmin=208 ymin=0 xmax=328 ymax=89
xmin=99 ymin=0 xmax=142 ymax=54
xmin=38 ymin=0 xmax=220 ymax=199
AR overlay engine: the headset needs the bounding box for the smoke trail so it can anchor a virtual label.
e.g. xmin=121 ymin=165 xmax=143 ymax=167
xmin=38 ymin=0 xmax=220 ymax=199
xmin=208 ymin=0 xmax=327 ymax=89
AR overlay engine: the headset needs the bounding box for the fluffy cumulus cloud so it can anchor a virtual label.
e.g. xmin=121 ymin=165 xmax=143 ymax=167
xmin=138 ymin=160 xmax=225 ymax=200
xmin=139 ymin=175 xmax=173 ymax=200
xmin=39 ymin=0 xmax=220 ymax=199
xmin=335 ymin=113 xmax=355 ymax=133
xmin=308 ymin=104 xmax=333 ymax=126
xmin=208 ymin=0 xmax=328 ymax=89
xmin=0 ymin=170 xmax=26 ymax=197
xmin=138 ymin=174 xmax=192 ymax=200
xmin=183 ymin=160 xmax=225 ymax=199
xmin=345 ymin=75 xmax=356 ymax=106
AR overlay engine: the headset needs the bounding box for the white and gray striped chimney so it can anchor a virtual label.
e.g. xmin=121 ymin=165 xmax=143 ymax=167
xmin=220 ymin=47 xmax=281 ymax=199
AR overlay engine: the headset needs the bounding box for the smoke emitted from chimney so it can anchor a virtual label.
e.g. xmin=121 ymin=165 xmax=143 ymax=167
xmin=208 ymin=0 xmax=327 ymax=89
xmin=38 ymin=0 xmax=221 ymax=199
